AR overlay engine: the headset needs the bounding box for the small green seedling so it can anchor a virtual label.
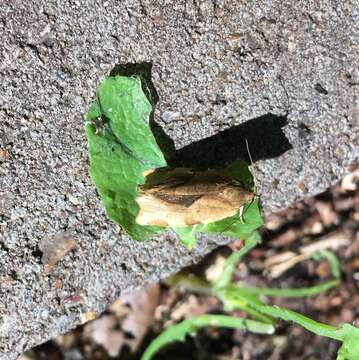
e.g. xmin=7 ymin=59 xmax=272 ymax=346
xmin=143 ymin=235 xmax=359 ymax=360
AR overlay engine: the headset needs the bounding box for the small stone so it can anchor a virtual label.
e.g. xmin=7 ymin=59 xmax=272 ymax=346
xmin=227 ymin=33 xmax=241 ymax=41
xmin=68 ymin=195 xmax=80 ymax=205
xmin=0 ymin=192 xmax=13 ymax=215
xmin=297 ymin=181 xmax=308 ymax=193
xmin=53 ymin=278 xmax=63 ymax=289
xmin=162 ymin=111 xmax=181 ymax=123
xmin=288 ymin=37 xmax=295 ymax=52
xmin=0 ymin=147 xmax=8 ymax=161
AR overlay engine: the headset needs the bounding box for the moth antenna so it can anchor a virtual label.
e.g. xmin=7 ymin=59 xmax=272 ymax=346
xmin=245 ymin=138 xmax=254 ymax=166
xmin=245 ymin=138 xmax=260 ymax=196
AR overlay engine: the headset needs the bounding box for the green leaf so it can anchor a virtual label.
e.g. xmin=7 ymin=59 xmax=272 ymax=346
xmin=202 ymin=198 xmax=263 ymax=239
xmin=86 ymin=76 xmax=263 ymax=247
xmin=255 ymin=308 xmax=359 ymax=360
xmin=96 ymin=76 xmax=165 ymax=168
xmin=172 ymin=226 xmax=199 ymax=250
xmin=85 ymin=75 xmax=166 ymax=241
xmin=222 ymin=159 xmax=254 ymax=190
xmin=336 ymin=324 xmax=359 ymax=360
xmin=141 ymin=314 xmax=275 ymax=360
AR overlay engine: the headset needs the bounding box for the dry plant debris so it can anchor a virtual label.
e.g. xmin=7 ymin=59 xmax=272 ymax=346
xmin=40 ymin=233 xmax=76 ymax=274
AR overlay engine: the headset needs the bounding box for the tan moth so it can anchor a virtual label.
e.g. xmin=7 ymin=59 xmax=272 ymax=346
xmin=135 ymin=167 xmax=254 ymax=228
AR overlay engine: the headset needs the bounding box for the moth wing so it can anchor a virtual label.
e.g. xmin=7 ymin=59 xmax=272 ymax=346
xmin=135 ymin=193 xmax=188 ymax=227
xmin=185 ymin=195 xmax=237 ymax=225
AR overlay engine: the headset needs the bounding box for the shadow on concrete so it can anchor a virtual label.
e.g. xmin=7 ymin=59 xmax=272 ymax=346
xmin=110 ymin=63 xmax=292 ymax=168
xmin=169 ymin=114 xmax=292 ymax=168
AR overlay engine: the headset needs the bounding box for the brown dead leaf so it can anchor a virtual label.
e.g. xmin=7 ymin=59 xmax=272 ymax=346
xmin=154 ymin=290 xmax=178 ymax=322
xmin=265 ymin=232 xmax=349 ymax=278
xmin=270 ymin=228 xmax=299 ymax=247
xmin=315 ymin=201 xmax=339 ymax=226
xmin=167 ymin=295 xmax=218 ymax=328
xmin=85 ymin=315 xmax=125 ymax=357
xmin=135 ymin=167 xmax=254 ymax=227
xmin=41 ymin=233 xmax=76 ymax=274
xmin=265 ymin=213 xmax=286 ymax=231
xmin=205 ymin=254 xmax=227 ymax=283
xmin=120 ymin=284 xmax=160 ymax=352
xmin=85 ymin=283 xmax=160 ymax=357
xmin=54 ymin=332 xmax=78 ymax=351
xmin=335 ymin=197 xmax=356 ymax=211
xmin=341 ymin=170 xmax=359 ymax=191
xmin=170 ymin=295 xmax=199 ymax=321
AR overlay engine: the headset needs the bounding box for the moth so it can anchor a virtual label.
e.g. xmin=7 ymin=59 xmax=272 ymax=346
xmin=135 ymin=167 xmax=254 ymax=227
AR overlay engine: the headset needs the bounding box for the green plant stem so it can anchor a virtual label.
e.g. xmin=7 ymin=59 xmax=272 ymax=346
xmin=313 ymin=250 xmax=341 ymax=280
xmin=238 ymin=279 xmax=339 ymax=297
xmin=214 ymin=231 xmax=261 ymax=289
xmin=141 ymin=314 xmax=274 ymax=360
xmin=256 ymin=305 xmax=342 ymax=340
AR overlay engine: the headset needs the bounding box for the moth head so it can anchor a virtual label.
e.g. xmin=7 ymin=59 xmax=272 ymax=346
xmin=244 ymin=190 xmax=256 ymax=203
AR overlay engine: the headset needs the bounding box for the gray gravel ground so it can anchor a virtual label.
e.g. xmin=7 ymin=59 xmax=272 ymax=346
xmin=0 ymin=1 xmax=358 ymax=358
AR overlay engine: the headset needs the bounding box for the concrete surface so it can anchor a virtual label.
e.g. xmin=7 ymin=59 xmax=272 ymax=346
xmin=0 ymin=0 xmax=358 ymax=358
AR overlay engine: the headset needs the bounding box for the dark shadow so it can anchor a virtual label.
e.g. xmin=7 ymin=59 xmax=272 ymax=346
xmin=169 ymin=114 xmax=292 ymax=168
xmin=110 ymin=62 xmax=159 ymax=105
xmin=110 ymin=63 xmax=292 ymax=168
